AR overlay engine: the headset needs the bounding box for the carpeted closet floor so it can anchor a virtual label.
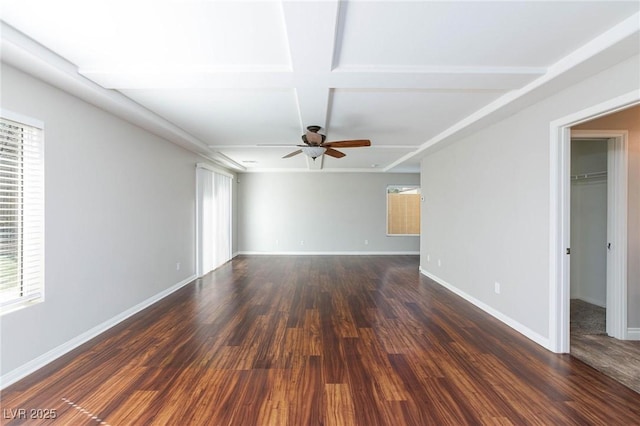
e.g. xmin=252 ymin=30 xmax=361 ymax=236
xmin=570 ymin=299 xmax=640 ymax=394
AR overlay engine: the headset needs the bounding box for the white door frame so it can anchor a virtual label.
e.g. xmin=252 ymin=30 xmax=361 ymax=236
xmin=548 ymin=90 xmax=637 ymax=353
xmin=571 ymin=131 xmax=628 ymax=340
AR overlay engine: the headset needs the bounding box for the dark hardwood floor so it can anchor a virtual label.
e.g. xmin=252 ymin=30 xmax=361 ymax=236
xmin=2 ymin=255 xmax=640 ymax=425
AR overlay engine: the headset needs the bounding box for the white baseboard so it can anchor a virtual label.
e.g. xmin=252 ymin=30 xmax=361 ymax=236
xmin=627 ymin=328 xmax=640 ymax=340
xmin=0 ymin=274 xmax=196 ymax=390
xmin=419 ymin=267 xmax=550 ymax=350
xmin=236 ymin=251 xmax=420 ymax=256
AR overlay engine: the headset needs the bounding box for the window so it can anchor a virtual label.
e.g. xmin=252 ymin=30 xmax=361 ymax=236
xmin=0 ymin=113 xmax=44 ymax=315
xmin=387 ymin=185 xmax=420 ymax=235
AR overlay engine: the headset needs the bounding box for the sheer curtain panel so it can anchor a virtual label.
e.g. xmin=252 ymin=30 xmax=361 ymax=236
xmin=196 ymin=165 xmax=232 ymax=277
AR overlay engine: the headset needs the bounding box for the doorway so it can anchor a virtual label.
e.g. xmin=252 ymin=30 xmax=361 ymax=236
xmin=548 ymin=91 xmax=637 ymax=355
xmin=568 ymin=130 xmax=628 ymax=344
xmin=550 ymin=99 xmax=640 ymax=392
xmin=568 ymin=135 xmax=639 ymax=393
xmin=569 ymin=137 xmax=608 ymax=339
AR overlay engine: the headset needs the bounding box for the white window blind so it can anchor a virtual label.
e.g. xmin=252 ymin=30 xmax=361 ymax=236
xmin=0 ymin=115 xmax=44 ymax=315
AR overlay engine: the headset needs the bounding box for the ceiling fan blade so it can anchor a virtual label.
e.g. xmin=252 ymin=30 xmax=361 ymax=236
xmin=323 ymin=139 xmax=371 ymax=148
xmin=283 ymin=149 xmax=303 ymax=158
xmin=324 ymin=148 xmax=346 ymax=158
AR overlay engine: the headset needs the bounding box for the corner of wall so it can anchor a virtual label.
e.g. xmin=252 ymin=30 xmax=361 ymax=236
xmin=0 ymin=275 xmax=196 ymax=390
xmin=418 ymin=267 xmax=551 ymax=351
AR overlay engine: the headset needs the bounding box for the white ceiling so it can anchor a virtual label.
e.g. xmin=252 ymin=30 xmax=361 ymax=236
xmin=2 ymin=0 xmax=639 ymax=172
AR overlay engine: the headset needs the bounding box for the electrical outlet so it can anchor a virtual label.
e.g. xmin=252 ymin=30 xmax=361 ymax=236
xmin=437 ymin=259 xmax=441 ymax=267
xmin=364 ymin=239 xmax=369 ymax=245
xmin=427 ymin=254 xmax=431 ymax=262
xmin=176 ymin=262 xmax=181 ymax=271
xmin=494 ymin=282 xmax=501 ymax=294
xmin=275 ymin=239 xmax=279 ymax=246
xmin=300 ymin=240 xmax=304 ymax=246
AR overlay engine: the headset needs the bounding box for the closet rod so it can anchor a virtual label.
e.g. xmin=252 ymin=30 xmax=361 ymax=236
xmin=571 ymin=170 xmax=607 ymax=180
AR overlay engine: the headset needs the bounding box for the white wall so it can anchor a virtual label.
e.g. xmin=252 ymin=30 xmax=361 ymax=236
xmin=420 ymin=55 xmax=639 ymax=346
xmin=0 ymin=64 xmax=217 ymax=381
xmin=237 ymin=172 xmax=420 ymax=254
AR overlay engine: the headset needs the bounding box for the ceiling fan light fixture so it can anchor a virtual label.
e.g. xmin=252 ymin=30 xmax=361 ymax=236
xmin=301 ymin=146 xmax=326 ymax=159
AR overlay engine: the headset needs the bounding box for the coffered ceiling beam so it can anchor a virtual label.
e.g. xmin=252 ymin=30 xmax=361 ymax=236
xmin=281 ymin=0 xmax=340 ymax=132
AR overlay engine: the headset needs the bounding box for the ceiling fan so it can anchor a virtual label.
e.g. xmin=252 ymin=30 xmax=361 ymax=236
xmin=283 ymin=126 xmax=371 ymax=160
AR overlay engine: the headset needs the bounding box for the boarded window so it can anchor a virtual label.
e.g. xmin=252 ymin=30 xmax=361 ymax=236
xmin=387 ymin=185 xmax=420 ymax=235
